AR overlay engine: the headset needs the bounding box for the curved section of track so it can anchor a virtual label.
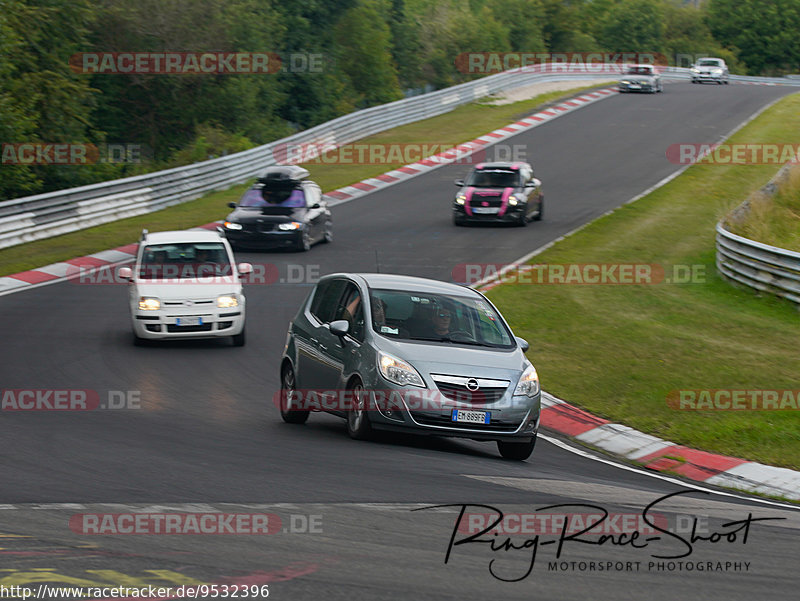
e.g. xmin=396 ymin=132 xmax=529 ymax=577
xmin=0 ymin=83 xmax=797 ymax=600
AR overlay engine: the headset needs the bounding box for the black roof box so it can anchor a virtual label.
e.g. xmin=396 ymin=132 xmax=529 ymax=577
xmin=257 ymin=165 xmax=310 ymax=186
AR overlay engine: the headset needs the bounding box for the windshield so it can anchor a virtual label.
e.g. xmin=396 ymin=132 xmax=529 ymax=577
xmin=137 ymin=242 xmax=233 ymax=279
xmin=697 ymin=59 xmax=721 ymax=67
xmin=239 ymin=187 xmax=306 ymax=208
xmin=369 ymin=289 xmax=515 ymax=348
xmin=464 ymin=169 xmax=521 ymax=188
xmin=626 ymin=66 xmax=653 ymax=75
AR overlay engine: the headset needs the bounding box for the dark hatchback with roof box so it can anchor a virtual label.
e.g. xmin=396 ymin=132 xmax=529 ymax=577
xmin=223 ymin=166 xmax=333 ymax=251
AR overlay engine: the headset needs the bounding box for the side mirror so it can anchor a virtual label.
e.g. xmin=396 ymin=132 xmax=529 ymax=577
xmin=329 ymin=319 xmax=350 ymax=337
xmin=454 ymin=179 xmax=464 ymax=187
xmin=237 ymin=262 xmax=253 ymax=275
xmin=515 ymin=336 xmax=530 ymax=352
xmin=310 ymin=203 xmax=321 ymax=209
xmin=118 ymin=266 xmax=133 ymax=280
xmin=525 ymin=181 xmax=536 ymax=187
xmin=227 ymin=202 xmax=237 ymax=209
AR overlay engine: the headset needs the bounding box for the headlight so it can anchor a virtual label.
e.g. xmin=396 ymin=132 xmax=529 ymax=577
xmin=508 ymin=195 xmax=519 ymax=206
xmin=620 ymin=80 xmax=630 ymax=84
xmin=712 ymin=68 xmax=722 ymax=74
xmin=138 ymin=297 xmax=161 ymax=311
xmin=216 ymin=294 xmax=239 ymax=308
xmin=514 ymin=363 xmax=540 ymax=397
xmin=455 ymin=194 xmax=466 ymax=205
xmin=224 ymin=221 xmax=243 ymax=230
xmin=691 ymin=68 xmax=699 ymax=73
xmin=278 ymin=222 xmax=302 ymax=231
xmin=378 ymin=352 xmax=425 ymax=388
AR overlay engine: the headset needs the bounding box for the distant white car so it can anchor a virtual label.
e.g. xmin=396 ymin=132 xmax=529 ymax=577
xmin=119 ymin=229 xmax=252 ymax=346
xmin=691 ymin=58 xmax=729 ymax=84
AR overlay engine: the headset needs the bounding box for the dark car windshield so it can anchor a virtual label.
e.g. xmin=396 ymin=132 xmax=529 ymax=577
xmin=465 ymin=169 xmax=521 ymax=188
xmin=137 ymin=242 xmax=233 ymax=279
xmin=369 ymin=289 xmax=515 ymax=348
xmin=626 ymin=66 xmax=653 ymax=75
xmin=239 ymin=187 xmax=306 ymax=208
xmin=697 ymin=59 xmax=721 ymax=67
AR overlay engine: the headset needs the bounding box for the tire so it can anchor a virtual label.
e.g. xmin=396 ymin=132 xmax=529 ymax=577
xmin=132 ymin=331 xmax=147 ymax=346
xmin=232 ymin=325 xmax=246 ymax=347
xmin=517 ymin=212 xmax=528 ymax=227
xmin=296 ymin=230 xmax=311 ymax=252
xmin=533 ymin=197 xmax=543 ymax=221
xmin=497 ymin=437 xmax=537 ymax=460
xmin=453 ymin=216 xmax=465 ymax=226
xmin=279 ymin=364 xmax=309 ymax=424
xmin=322 ymin=223 xmax=333 ymax=243
xmin=346 ymin=379 xmax=372 ymax=440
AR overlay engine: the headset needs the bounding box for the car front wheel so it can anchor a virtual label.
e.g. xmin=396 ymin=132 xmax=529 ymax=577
xmin=279 ymin=364 xmax=309 ymax=424
xmin=497 ymin=437 xmax=536 ymax=460
xmin=232 ymin=326 xmax=245 ymax=347
xmin=346 ymin=379 xmax=372 ymax=440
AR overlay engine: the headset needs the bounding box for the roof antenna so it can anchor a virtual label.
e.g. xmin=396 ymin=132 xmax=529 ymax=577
xmin=375 ymin=250 xmax=380 ymax=274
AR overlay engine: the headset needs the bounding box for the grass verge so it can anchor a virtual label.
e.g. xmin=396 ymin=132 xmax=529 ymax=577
xmin=0 ymin=84 xmax=603 ymax=277
xmin=487 ymin=92 xmax=800 ymax=470
xmin=726 ymin=164 xmax=800 ymax=252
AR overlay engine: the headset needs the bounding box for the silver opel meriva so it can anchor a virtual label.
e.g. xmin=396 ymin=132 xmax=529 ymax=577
xmin=279 ymin=273 xmax=540 ymax=460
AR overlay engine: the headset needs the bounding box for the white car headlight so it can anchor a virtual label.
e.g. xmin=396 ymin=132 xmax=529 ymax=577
xmin=224 ymin=221 xmax=243 ymax=230
xmin=379 ymin=352 xmax=425 ymax=387
xmin=508 ymin=195 xmax=519 ymax=206
xmin=278 ymin=222 xmax=302 ymax=231
xmin=712 ymin=68 xmax=723 ymax=74
xmin=691 ymin=67 xmax=699 ymax=73
xmin=455 ymin=194 xmax=466 ymax=205
xmin=217 ymin=294 xmax=239 ymax=308
xmin=138 ymin=297 xmax=161 ymax=311
xmin=620 ymin=79 xmax=630 ymax=84
xmin=514 ymin=363 xmax=540 ymax=397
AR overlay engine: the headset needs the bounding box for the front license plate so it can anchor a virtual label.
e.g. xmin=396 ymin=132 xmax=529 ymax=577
xmin=176 ymin=316 xmax=202 ymax=326
xmin=629 ymin=84 xmax=640 ymax=89
xmin=472 ymin=207 xmax=499 ymax=215
xmin=451 ymin=409 xmax=490 ymax=424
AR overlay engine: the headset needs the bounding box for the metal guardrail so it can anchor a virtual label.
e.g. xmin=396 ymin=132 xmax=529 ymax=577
xmin=2 ymin=65 xmax=799 ymax=250
xmin=716 ymin=164 xmax=800 ymax=307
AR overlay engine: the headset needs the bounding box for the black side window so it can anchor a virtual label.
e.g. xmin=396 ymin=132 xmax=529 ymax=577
xmin=334 ymin=283 xmax=364 ymax=342
xmin=310 ymin=279 xmax=347 ymax=324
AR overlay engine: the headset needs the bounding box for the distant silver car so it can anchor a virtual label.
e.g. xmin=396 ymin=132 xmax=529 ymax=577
xmin=279 ymin=273 xmax=540 ymax=460
xmin=618 ymin=64 xmax=662 ymax=93
xmin=691 ymin=58 xmax=729 ymax=84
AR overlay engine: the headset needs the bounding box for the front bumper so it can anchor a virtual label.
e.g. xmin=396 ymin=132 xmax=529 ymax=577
xmin=132 ymin=306 xmax=245 ymax=340
xmin=360 ymin=382 xmax=540 ymax=441
xmin=224 ymin=229 xmax=302 ymax=249
xmin=618 ymin=82 xmax=655 ymax=92
xmin=453 ymin=204 xmax=527 ymax=224
xmin=692 ymin=73 xmax=725 ymax=83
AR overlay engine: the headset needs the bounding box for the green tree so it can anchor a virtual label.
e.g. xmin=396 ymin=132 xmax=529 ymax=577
xmin=599 ymin=0 xmax=665 ymax=54
xmin=334 ymin=0 xmax=403 ymax=106
xmin=707 ymin=0 xmax=800 ymax=74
